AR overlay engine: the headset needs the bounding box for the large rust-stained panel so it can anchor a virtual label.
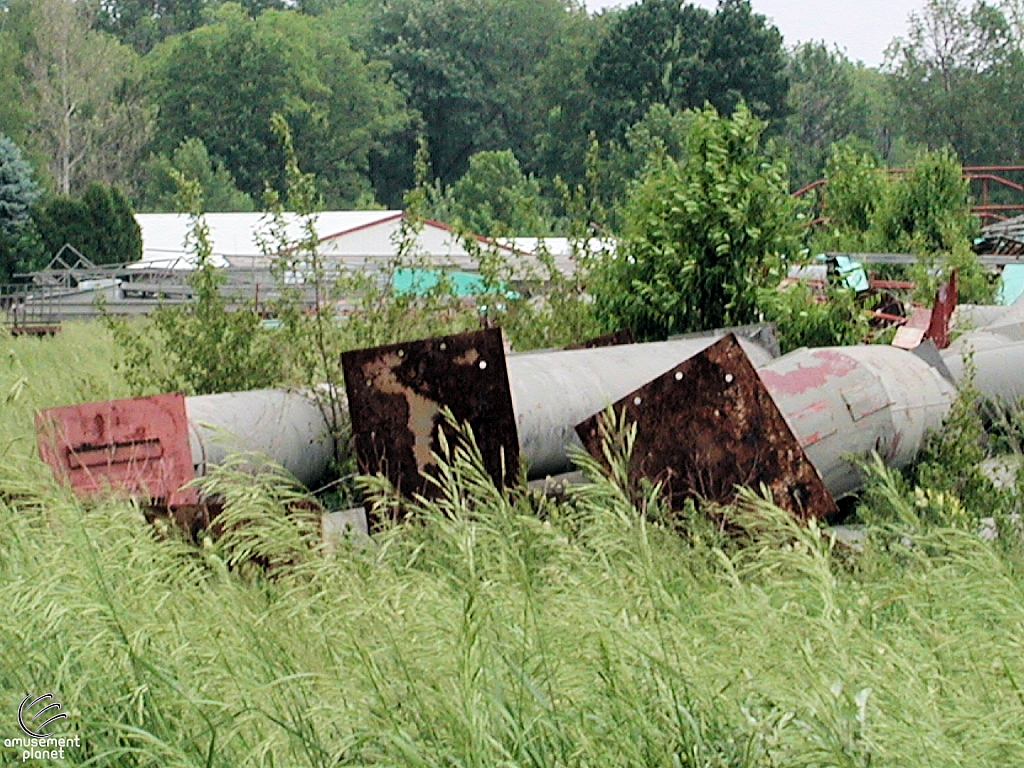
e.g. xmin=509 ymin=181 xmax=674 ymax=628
xmin=36 ymin=392 xmax=197 ymax=506
xmin=575 ymin=334 xmax=836 ymax=520
xmin=342 ymin=328 xmax=519 ymax=514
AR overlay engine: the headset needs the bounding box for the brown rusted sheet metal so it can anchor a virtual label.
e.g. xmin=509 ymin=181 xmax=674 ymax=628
xmin=36 ymin=392 xmax=196 ymax=505
xmin=925 ymin=268 xmax=958 ymax=350
xmin=575 ymin=334 xmax=836 ymax=520
xmin=565 ymin=329 xmax=635 ymax=350
xmin=342 ymin=328 xmax=519 ymax=516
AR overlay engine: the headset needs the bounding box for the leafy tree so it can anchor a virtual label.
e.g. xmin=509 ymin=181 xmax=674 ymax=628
xmin=435 ymin=150 xmax=552 ymax=236
xmin=587 ymin=0 xmax=788 ymax=141
xmin=147 ymin=4 xmax=409 ymax=205
xmin=879 ymin=147 xmax=977 ymax=253
xmin=528 ymin=6 xmax=610 ymax=188
xmin=93 ymin=0 xmax=209 ymax=53
xmin=887 ymin=0 xmax=1024 ymax=165
xmin=93 ymin=0 xmax=290 ymax=53
xmin=819 ymin=139 xmax=889 ymax=244
xmin=592 ymin=104 xmax=801 ymax=340
xmin=0 ymin=134 xmax=44 ymax=279
xmin=138 ymin=137 xmax=255 ymax=212
xmin=782 ymin=43 xmax=875 ymax=187
xmin=368 ymin=0 xmax=574 ymax=188
xmin=23 ymin=0 xmax=153 ymax=195
xmin=31 ymin=183 xmax=142 ymax=264
xmin=815 ymin=144 xmax=993 ymax=303
xmin=0 ymin=4 xmax=33 ymax=147
xmin=594 ymin=103 xmax=694 ymax=226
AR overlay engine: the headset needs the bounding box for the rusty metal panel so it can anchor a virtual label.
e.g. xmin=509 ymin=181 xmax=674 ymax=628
xmin=36 ymin=393 xmax=196 ymax=505
xmin=575 ymin=334 xmax=836 ymax=520
xmin=342 ymin=328 xmax=519 ymax=514
xmin=925 ymin=269 xmax=957 ymax=349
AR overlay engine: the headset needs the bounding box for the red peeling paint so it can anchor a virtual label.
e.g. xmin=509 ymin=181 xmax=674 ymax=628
xmin=758 ymin=349 xmax=859 ymax=396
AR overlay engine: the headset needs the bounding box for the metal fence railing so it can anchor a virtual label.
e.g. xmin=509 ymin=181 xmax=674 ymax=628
xmin=1 ymin=283 xmax=62 ymax=336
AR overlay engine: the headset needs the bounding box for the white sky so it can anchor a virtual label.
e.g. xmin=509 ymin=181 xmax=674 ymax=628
xmin=582 ymin=0 xmax=927 ymax=68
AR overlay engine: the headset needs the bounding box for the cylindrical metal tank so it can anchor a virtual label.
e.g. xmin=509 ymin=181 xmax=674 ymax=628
xmin=185 ymin=389 xmax=335 ymax=490
xmin=507 ymin=337 xmax=775 ymax=477
xmin=758 ymin=345 xmax=957 ymax=498
xmin=942 ymin=332 xmax=1024 ymax=403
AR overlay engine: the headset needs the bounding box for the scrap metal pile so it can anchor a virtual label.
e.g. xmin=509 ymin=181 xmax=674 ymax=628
xmin=33 ymin=283 xmax=1024 ymax=535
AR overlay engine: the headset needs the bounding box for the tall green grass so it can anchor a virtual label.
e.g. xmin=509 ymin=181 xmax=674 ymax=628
xmin=3 ymin=326 xmax=1024 ymax=766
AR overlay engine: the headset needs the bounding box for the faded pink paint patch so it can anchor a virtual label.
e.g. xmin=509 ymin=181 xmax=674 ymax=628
xmin=758 ymin=350 xmax=859 ymax=396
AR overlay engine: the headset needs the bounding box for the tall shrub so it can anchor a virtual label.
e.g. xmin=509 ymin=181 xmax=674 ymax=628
xmin=31 ymin=182 xmax=142 ymax=264
xmin=592 ymin=103 xmax=802 ymax=340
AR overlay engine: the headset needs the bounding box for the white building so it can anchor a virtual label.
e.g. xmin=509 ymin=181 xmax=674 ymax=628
xmin=132 ymin=211 xmax=609 ymax=280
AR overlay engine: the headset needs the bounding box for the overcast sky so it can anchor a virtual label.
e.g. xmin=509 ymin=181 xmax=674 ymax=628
xmin=581 ymin=0 xmax=927 ymax=68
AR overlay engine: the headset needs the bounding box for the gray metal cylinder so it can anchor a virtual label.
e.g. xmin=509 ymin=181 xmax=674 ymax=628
xmin=943 ymin=332 xmax=1024 ymax=403
xmin=507 ymin=337 xmax=774 ymax=477
xmin=759 ymin=345 xmax=957 ymax=498
xmin=185 ymin=389 xmax=335 ymax=490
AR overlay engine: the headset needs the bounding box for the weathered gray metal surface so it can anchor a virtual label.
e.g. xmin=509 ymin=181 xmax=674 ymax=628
xmin=576 ymin=335 xmax=836 ymax=519
xmin=507 ymin=335 xmax=775 ymax=477
xmin=670 ymin=321 xmax=781 ymax=358
xmin=342 ymin=328 xmax=519 ymax=507
xmin=943 ymin=333 xmax=1024 ymax=402
xmin=759 ymin=345 xmax=957 ymax=498
xmin=185 ymin=389 xmax=335 ymax=490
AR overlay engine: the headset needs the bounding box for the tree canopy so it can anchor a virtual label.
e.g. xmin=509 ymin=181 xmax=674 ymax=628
xmin=592 ymin=104 xmax=801 ymax=340
xmin=146 ymin=4 xmax=409 ymax=206
xmin=587 ymin=0 xmax=788 ymax=141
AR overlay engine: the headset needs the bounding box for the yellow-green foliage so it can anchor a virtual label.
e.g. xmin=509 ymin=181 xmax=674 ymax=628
xmin=815 ymin=142 xmax=996 ymax=305
xmin=3 ymin=328 xmax=1024 ymax=766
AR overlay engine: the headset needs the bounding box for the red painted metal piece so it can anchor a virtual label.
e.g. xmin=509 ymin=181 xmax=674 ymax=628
xmin=756 ymin=349 xmax=859 ymax=397
xmin=925 ymin=269 xmax=958 ymax=350
xmin=868 ymin=279 xmax=916 ymax=290
xmin=36 ymin=393 xmax=196 ymax=506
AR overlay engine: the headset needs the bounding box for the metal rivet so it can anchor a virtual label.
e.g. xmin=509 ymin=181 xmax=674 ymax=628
xmin=479 ymin=360 xmax=487 ymax=369
xmin=725 ymin=373 xmax=734 ymax=384
xmin=633 ymin=396 xmax=642 ymax=405
xmin=439 ymin=342 xmax=447 ymax=351
xmin=397 ymin=349 xmax=405 ymax=357
xmin=674 ymin=371 xmax=683 ymax=381
xmin=365 ymin=379 xmax=372 ymax=387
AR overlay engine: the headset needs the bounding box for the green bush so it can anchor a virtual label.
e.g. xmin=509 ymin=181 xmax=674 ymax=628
xmin=816 ymin=143 xmax=995 ymax=305
xmin=31 ymin=182 xmax=142 ymax=265
xmin=592 ymin=103 xmax=803 ymax=340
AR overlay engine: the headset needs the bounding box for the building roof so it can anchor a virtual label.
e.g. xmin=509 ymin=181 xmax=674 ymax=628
xmin=133 ymin=211 xmax=403 ymax=269
xmin=132 ymin=211 xmax=613 ymax=278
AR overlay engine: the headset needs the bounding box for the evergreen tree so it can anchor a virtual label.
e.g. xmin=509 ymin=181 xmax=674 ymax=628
xmin=32 ymin=183 xmax=142 ymax=264
xmin=0 ymin=134 xmax=40 ymax=238
xmin=0 ymin=134 xmax=45 ymax=280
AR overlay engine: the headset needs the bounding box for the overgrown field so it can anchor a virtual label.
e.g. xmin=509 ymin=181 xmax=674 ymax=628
xmin=3 ymin=325 xmax=1024 ymax=767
